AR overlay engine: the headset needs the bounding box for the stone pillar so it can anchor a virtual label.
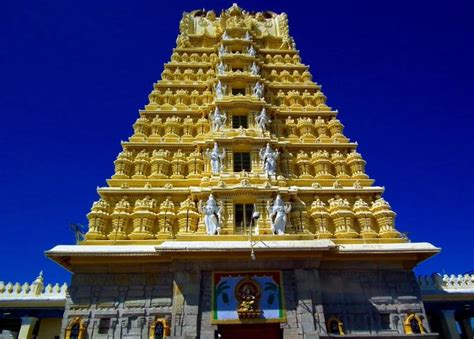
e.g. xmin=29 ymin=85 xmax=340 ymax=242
xmin=172 ymin=268 xmax=201 ymax=338
xmin=294 ymin=269 xmax=325 ymax=338
xmin=459 ymin=315 xmax=473 ymax=339
xmin=18 ymin=317 xmax=38 ymax=339
xmin=439 ymin=310 xmax=460 ymax=339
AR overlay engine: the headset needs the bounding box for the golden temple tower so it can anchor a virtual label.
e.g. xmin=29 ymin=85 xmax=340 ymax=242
xmin=47 ymin=4 xmax=439 ymax=338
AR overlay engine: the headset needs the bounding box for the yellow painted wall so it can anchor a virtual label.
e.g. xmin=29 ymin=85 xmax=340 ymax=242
xmin=37 ymin=318 xmax=61 ymax=338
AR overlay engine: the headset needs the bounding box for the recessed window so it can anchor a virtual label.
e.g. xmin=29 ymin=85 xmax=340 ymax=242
xmin=232 ymin=115 xmax=248 ymax=129
xmin=98 ymin=318 xmax=110 ymax=334
xmin=233 ymin=152 xmax=251 ymax=172
xmin=232 ymin=88 xmax=246 ymax=96
xmin=380 ymin=314 xmax=391 ymax=330
xmin=154 ymin=321 xmax=164 ymax=339
xmin=235 ymin=204 xmax=254 ymax=230
xmin=70 ymin=325 xmax=80 ymax=339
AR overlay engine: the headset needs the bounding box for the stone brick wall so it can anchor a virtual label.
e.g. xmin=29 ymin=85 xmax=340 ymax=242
xmin=61 ymin=260 xmax=435 ymax=338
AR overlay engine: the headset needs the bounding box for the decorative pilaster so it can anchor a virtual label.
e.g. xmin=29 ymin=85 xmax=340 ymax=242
xmin=328 ymin=196 xmax=358 ymax=239
xmin=310 ymin=198 xmax=333 ymax=238
xmin=353 ymin=198 xmax=377 ymax=239
xmin=129 ymin=196 xmax=156 ymax=240
xmin=157 ymin=197 xmax=176 ymax=238
xmin=372 ymin=197 xmax=401 ymax=239
xmin=347 ymin=150 xmax=369 ymax=179
xmin=109 ymin=197 xmax=131 ymax=240
xmin=177 ymin=197 xmax=200 ymax=234
xmin=86 ymin=199 xmax=110 ymax=240
xmin=150 ymin=149 xmax=170 ymax=178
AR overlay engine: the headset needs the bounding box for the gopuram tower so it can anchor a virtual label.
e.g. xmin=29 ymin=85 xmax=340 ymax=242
xmin=47 ymin=4 xmax=440 ymax=338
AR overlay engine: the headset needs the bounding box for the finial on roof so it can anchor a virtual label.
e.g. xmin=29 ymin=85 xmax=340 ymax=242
xmin=34 ymin=271 xmax=44 ymax=284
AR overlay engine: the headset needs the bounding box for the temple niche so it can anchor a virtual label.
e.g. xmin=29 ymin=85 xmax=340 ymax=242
xmin=46 ymin=4 xmax=440 ymax=339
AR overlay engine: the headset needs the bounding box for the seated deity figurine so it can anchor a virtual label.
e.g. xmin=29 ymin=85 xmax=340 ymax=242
xmin=210 ymin=106 xmax=227 ymax=132
xmin=206 ymin=142 xmax=225 ymax=174
xmin=216 ymin=61 xmax=226 ymax=75
xmin=259 ymin=143 xmax=279 ymax=177
xmin=252 ymin=82 xmax=264 ymax=99
xmin=218 ymin=44 xmax=227 ymax=57
xmin=255 ymin=107 xmax=271 ymax=134
xmin=267 ymin=195 xmax=292 ymax=235
xmin=248 ymin=45 xmax=256 ymax=57
xmin=199 ymin=194 xmax=224 ymax=235
xmin=222 ymin=31 xmax=230 ymax=40
xmin=250 ymin=62 xmax=260 ymax=76
xmin=244 ymin=31 xmax=252 ymax=41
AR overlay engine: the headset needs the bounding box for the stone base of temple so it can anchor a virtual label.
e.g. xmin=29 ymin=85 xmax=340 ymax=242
xmin=47 ymin=242 xmax=440 ymax=338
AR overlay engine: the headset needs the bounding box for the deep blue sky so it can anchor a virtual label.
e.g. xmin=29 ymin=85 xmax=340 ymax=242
xmin=0 ymin=0 xmax=472 ymax=284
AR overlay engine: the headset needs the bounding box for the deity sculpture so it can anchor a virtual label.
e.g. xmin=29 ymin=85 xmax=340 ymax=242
xmin=279 ymin=148 xmax=293 ymax=176
xmin=244 ymin=31 xmax=252 ymax=41
xmin=210 ymin=106 xmax=227 ymax=132
xmin=218 ymin=44 xmax=227 ymax=57
xmin=252 ymin=82 xmax=264 ymax=99
xmin=206 ymin=142 xmax=226 ymax=174
xmin=222 ymin=31 xmax=230 ymax=40
xmin=255 ymin=107 xmax=271 ymax=134
xmin=267 ymin=195 xmax=292 ymax=235
xmin=199 ymin=194 xmax=224 ymax=235
xmin=215 ymin=80 xmax=226 ymax=99
xmin=259 ymin=143 xmax=279 ymax=176
xmin=216 ymin=80 xmax=225 ymax=99
xmin=216 ymin=61 xmax=226 ymax=75
xmin=250 ymin=62 xmax=259 ymax=76
xmin=248 ymin=45 xmax=256 ymax=57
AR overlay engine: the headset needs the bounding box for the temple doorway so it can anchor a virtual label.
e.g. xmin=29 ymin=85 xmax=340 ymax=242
xmin=216 ymin=323 xmax=282 ymax=339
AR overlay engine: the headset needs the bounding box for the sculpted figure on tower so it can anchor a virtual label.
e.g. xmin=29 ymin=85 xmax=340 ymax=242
xmin=206 ymin=142 xmax=226 ymax=174
xmin=268 ymin=195 xmax=292 ymax=235
xmin=210 ymin=107 xmax=227 ymax=132
xmin=200 ymin=194 xmax=224 ymax=235
xmin=252 ymin=82 xmax=264 ymax=99
xmin=255 ymin=107 xmax=271 ymax=134
xmin=215 ymin=81 xmax=226 ymax=99
xmin=259 ymin=143 xmax=279 ymax=176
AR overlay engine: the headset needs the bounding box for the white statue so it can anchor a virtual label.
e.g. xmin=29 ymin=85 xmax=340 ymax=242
xmin=244 ymin=31 xmax=252 ymax=41
xmin=250 ymin=62 xmax=260 ymax=76
xmin=259 ymin=143 xmax=279 ymax=176
xmin=216 ymin=61 xmax=226 ymax=75
xmin=218 ymin=44 xmax=226 ymax=57
xmin=252 ymin=82 xmax=264 ymax=99
xmin=200 ymin=194 xmax=223 ymax=235
xmin=255 ymin=107 xmax=271 ymax=134
xmin=222 ymin=31 xmax=230 ymax=40
xmin=248 ymin=45 xmax=256 ymax=57
xmin=268 ymin=195 xmax=292 ymax=235
xmin=206 ymin=142 xmax=226 ymax=174
xmin=210 ymin=106 xmax=227 ymax=132
xmin=215 ymin=80 xmax=226 ymax=99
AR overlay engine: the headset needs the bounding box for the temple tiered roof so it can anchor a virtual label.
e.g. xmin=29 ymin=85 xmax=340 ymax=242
xmin=71 ymin=4 xmax=411 ymax=245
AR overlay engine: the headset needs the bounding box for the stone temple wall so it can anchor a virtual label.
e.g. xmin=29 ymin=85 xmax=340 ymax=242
xmin=61 ymin=261 xmax=437 ymax=338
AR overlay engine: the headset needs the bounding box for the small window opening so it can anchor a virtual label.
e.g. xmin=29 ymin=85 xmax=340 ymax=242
xmin=233 ymin=152 xmax=251 ymax=172
xmin=154 ymin=321 xmax=164 ymax=339
xmin=98 ymin=318 xmax=110 ymax=334
xmin=232 ymin=115 xmax=248 ymax=129
xmin=235 ymin=204 xmax=254 ymax=232
xmin=232 ymin=88 xmax=246 ymax=96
